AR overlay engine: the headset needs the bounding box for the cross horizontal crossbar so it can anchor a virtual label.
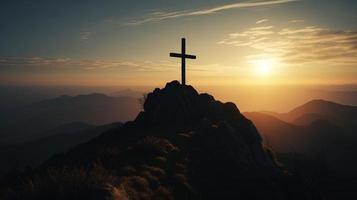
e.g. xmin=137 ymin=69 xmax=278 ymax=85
xmin=170 ymin=53 xmax=196 ymax=59
xmin=169 ymin=38 xmax=196 ymax=85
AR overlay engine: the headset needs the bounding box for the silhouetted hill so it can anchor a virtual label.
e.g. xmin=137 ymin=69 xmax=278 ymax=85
xmin=0 ymin=81 xmax=316 ymax=200
xmin=245 ymin=110 xmax=357 ymax=199
xmin=292 ymin=113 xmax=326 ymax=125
xmin=244 ymin=112 xmax=342 ymax=153
xmin=0 ymin=93 xmax=141 ymax=144
xmin=268 ymin=99 xmax=357 ymax=129
xmin=244 ymin=112 xmax=304 ymax=152
xmin=245 ymin=109 xmax=357 ymax=178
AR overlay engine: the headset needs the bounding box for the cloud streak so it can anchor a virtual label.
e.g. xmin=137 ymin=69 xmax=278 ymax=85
xmin=289 ymin=19 xmax=304 ymax=23
xmin=218 ymin=25 xmax=357 ymax=66
xmin=0 ymin=57 xmax=225 ymax=73
xmin=80 ymin=31 xmax=91 ymax=41
xmin=0 ymin=57 xmax=155 ymax=71
xmin=256 ymin=19 xmax=269 ymax=24
xmin=126 ymin=0 xmax=298 ymax=25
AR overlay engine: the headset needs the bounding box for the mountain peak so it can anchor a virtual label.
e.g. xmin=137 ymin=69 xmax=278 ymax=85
xmin=297 ymin=99 xmax=356 ymax=111
xmin=136 ymin=80 xmax=243 ymax=130
xmin=305 ymin=99 xmax=336 ymax=106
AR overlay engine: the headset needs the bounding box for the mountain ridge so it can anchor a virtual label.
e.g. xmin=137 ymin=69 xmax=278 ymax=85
xmin=244 ymin=100 xmax=357 ymax=179
xmin=0 ymin=93 xmax=141 ymax=144
xmin=257 ymin=99 xmax=357 ymax=136
xmin=0 ymin=81 xmax=315 ymax=200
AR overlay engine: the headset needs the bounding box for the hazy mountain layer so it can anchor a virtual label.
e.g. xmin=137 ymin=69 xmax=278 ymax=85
xmin=0 ymin=93 xmax=141 ymax=144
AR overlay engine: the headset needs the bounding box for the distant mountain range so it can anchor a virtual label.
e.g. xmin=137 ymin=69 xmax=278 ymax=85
xmin=110 ymin=89 xmax=145 ymax=98
xmin=263 ymin=99 xmax=357 ymax=128
xmin=0 ymin=93 xmax=141 ymax=144
xmin=244 ymin=112 xmax=342 ymax=153
xmin=245 ymin=100 xmax=357 ymax=177
xmin=0 ymin=91 xmax=141 ymax=177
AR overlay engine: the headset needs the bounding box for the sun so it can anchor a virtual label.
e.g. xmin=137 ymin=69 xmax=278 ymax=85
xmin=255 ymin=59 xmax=274 ymax=76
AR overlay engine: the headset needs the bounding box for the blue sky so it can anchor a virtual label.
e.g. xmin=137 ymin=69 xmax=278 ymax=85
xmin=0 ymin=0 xmax=357 ymax=86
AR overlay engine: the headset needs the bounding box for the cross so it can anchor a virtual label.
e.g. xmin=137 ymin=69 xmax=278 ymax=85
xmin=170 ymin=38 xmax=196 ymax=85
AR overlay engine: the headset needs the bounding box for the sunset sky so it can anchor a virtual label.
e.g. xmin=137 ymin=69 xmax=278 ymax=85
xmin=1 ymin=0 xmax=357 ymax=86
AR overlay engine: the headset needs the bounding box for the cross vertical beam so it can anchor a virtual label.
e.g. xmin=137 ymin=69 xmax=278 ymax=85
xmin=181 ymin=38 xmax=186 ymax=85
xmin=170 ymin=38 xmax=196 ymax=85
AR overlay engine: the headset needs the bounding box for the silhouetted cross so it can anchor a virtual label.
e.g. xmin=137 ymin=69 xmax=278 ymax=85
xmin=170 ymin=38 xmax=196 ymax=85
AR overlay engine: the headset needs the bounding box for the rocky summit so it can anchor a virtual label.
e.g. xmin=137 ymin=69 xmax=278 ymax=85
xmin=0 ymin=81 xmax=317 ymax=200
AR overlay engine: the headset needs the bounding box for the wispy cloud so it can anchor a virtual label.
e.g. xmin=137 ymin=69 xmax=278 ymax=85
xmin=218 ymin=25 xmax=274 ymax=45
xmin=0 ymin=57 xmax=154 ymax=71
xmin=256 ymin=19 xmax=269 ymax=24
xmin=80 ymin=31 xmax=91 ymax=41
xmin=218 ymin=25 xmax=357 ymax=65
xmin=0 ymin=57 xmax=242 ymax=76
xmin=0 ymin=57 xmax=224 ymax=73
xmin=289 ymin=19 xmax=304 ymax=23
xmin=126 ymin=0 xmax=298 ymax=26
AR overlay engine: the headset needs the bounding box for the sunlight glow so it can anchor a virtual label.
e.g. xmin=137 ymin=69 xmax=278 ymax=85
xmin=255 ymin=59 xmax=274 ymax=76
xmin=257 ymin=59 xmax=272 ymax=75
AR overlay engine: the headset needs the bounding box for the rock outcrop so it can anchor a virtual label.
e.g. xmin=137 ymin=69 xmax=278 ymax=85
xmin=136 ymin=80 xmax=276 ymax=169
